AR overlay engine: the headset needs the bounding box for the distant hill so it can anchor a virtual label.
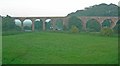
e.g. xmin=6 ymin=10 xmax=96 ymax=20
xmin=67 ymin=3 xmax=119 ymax=17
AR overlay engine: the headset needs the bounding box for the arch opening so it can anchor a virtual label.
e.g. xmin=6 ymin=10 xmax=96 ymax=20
xmin=113 ymin=20 xmax=120 ymax=34
xmin=34 ymin=19 xmax=43 ymax=31
xmin=23 ymin=19 xmax=32 ymax=31
xmin=68 ymin=16 xmax=83 ymax=31
xmin=102 ymin=19 xmax=112 ymax=28
xmin=15 ymin=19 xmax=21 ymax=26
xmin=45 ymin=19 xmax=52 ymax=30
xmin=14 ymin=19 xmax=22 ymax=31
xmin=86 ymin=19 xmax=101 ymax=32
xmin=55 ymin=19 xmax=63 ymax=31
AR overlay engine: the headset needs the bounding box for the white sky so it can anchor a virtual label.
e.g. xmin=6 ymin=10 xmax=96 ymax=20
xmin=0 ymin=0 xmax=119 ymax=17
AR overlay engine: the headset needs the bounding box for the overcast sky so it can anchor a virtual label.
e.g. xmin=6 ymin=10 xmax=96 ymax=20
xmin=0 ymin=0 xmax=119 ymax=17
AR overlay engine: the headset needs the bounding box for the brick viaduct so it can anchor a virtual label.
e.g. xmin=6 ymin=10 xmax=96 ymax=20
xmin=13 ymin=16 xmax=120 ymax=31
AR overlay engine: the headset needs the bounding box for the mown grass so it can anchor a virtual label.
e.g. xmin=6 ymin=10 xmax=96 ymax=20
xmin=2 ymin=32 xmax=118 ymax=64
xmin=0 ymin=36 xmax=2 ymax=65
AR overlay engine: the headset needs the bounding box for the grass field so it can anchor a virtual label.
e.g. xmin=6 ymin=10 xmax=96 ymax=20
xmin=0 ymin=36 xmax=2 ymax=65
xmin=2 ymin=32 xmax=118 ymax=64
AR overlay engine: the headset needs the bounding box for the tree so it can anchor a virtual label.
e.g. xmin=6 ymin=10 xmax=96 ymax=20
xmin=24 ymin=26 xmax=31 ymax=30
xmin=113 ymin=20 xmax=120 ymax=34
xmin=2 ymin=15 xmax=16 ymax=31
xmin=55 ymin=19 xmax=63 ymax=30
xmin=68 ymin=16 xmax=82 ymax=31
xmin=86 ymin=19 xmax=101 ymax=32
xmin=71 ymin=25 xmax=79 ymax=33
xmin=67 ymin=3 xmax=118 ymax=17
xmin=100 ymin=27 xmax=113 ymax=36
xmin=34 ymin=21 xmax=43 ymax=31
xmin=102 ymin=19 xmax=111 ymax=28
xmin=15 ymin=25 xmax=21 ymax=31
xmin=45 ymin=21 xmax=51 ymax=30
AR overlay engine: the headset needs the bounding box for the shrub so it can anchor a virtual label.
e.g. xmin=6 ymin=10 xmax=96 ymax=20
xmin=71 ymin=25 xmax=79 ymax=33
xmin=24 ymin=26 xmax=31 ymax=30
xmin=100 ymin=27 xmax=113 ymax=36
xmin=15 ymin=26 xmax=21 ymax=31
xmin=113 ymin=24 xmax=120 ymax=34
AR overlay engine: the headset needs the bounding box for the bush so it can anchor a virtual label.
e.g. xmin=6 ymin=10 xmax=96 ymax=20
xmin=113 ymin=24 xmax=120 ymax=34
xmin=24 ymin=26 xmax=31 ymax=30
xmin=100 ymin=27 xmax=113 ymax=36
xmin=71 ymin=25 xmax=79 ymax=33
xmin=16 ymin=26 xmax=21 ymax=31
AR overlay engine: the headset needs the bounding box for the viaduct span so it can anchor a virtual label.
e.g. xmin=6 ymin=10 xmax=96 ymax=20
xmin=13 ymin=16 xmax=120 ymax=31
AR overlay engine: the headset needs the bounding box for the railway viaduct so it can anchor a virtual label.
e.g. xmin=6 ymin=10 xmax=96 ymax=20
xmin=13 ymin=16 xmax=120 ymax=31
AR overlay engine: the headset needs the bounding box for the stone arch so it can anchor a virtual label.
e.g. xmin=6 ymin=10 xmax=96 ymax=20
xmin=68 ymin=16 xmax=83 ymax=31
xmin=14 ymin=19 xmax=22 ymax=27
xmin=110 ymin=18 xmax=118 ymax=29
xmin=113 ymin=20 xmax=120 ymax=33
xmin=23 ymin=19 xmax=32 ymax=31
xmin=55 ymin=19 xmax=63 ymax=30
xmin=14 ymin=19 xmax=22 ymax=31
xmin=45 ymin=18 xmax=52 ymax=30
xmin=102 ymin=19 xmax=112 ymax=28
xmin=62 ymin=18 xmax=69 ymax=30
xmin=86 ymin=19 xmax=101 ymax=32
xmin=34 ymin=19 xmax=43 ymax=31
xmin=116 ymin=20 xmax=120 ymax=25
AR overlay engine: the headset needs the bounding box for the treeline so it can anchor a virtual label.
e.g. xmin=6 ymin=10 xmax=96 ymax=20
xmin=2 ymin=15 xmax=21 ymax=31
xmin=67 ymin=3 xmax=119 ymax=17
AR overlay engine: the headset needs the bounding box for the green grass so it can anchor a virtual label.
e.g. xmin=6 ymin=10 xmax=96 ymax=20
xmin=2 ymin=32 xmax=118 ymax=64
xmin=0 ymin=36 xmax=2 ymax=65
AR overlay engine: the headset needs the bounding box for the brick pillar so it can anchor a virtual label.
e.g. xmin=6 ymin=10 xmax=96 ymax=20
xmin=79 ymin=17 xmax=88 ymax=31
xmin=19 ymin=18 xmax=25 ymax=31
xmin=32 ymin=21 xmax=34 ymax=31
xmin=41 ymin=19 xmax=46 ymax=31
xmin=21 ymin=21 xmax=24 ymax=31
xmin=62 ymin=20 xmax=66 ymax=30
xmin=96 ymin=18 xmax=104 ymax=29
xmin=51 ymin=19 xmax=56 ymax=31
xmin=81 ymin=19 xmax=87 ymax=31
xmin=31 ymin=18 xmax=36 ymax=31
xmin=82 ymin=21 xmax=86 ymax=31
xmin=63 ymin=18 xmax=69 ymax=30
xmin=111 ymin=18 xmax=118 ymax=29
xmin=100 ymin=23 xmax=102 ymax=29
